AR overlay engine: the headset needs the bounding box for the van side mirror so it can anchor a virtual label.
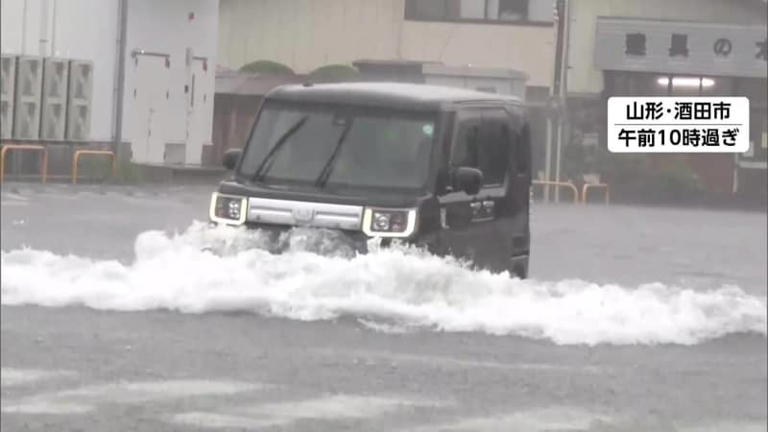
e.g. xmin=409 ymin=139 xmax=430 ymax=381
xmin=453 ymin=167 xmax=483 ymax=195
xmin=222 ymin=149 xmax=242 ymax=170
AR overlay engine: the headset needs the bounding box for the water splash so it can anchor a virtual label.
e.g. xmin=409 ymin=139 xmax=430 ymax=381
xmin=2 ymin=222 xmax=765 ymax=346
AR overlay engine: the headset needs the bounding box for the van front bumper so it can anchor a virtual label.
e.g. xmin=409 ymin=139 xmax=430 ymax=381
xmin=210 ymin=220 xmax=371 ymax=255
xmin=254 ymin=222 xmax=370 ymax=254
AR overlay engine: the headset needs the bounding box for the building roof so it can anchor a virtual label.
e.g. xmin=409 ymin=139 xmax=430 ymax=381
xmin=422 ymin=63 xmax=529 ymax=80
xmin=215 ymin=70 xmax=305 ymax=96
xmin=265 ymin=82 xmax=522 ymax=110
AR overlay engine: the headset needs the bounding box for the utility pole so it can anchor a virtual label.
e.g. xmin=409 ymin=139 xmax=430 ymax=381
xmin=550 ymin=0 xmax=568 ymax=202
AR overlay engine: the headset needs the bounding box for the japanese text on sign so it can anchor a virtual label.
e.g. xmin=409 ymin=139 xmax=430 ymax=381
xmin=607 ymin=97 xmax=750 ymax=153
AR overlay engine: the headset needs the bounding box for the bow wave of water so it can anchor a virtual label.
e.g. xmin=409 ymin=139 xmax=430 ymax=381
xmin=2 ymin=222 xmax=765 ymax=346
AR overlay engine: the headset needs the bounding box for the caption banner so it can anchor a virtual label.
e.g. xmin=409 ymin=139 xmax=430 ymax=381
xmin=608 ymin=97 xmax=750 ymax=153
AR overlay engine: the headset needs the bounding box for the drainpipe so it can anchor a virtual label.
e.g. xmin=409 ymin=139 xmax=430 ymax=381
xmin=21 ymin=0 xmax=28 ymax=53
xmin=39 ymin=0 xmax=50 ymax=56
xmin=50 ymin=0 xmax=57 ymax=56
xmin=113 ymin=0 xmax=128 ymax=163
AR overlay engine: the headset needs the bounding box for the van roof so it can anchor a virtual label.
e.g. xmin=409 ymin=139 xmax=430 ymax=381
xmin=265 ymin=82 xmax=522 ymax=111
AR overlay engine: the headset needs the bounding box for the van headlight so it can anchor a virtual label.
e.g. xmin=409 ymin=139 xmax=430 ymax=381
xmin=362 ymin=208 xmax=417 ymax=237
xmin=209 ymin=193 xmax=247 ymax=225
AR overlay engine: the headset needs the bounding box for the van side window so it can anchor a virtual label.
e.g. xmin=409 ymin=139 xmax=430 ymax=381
xmin=452 ymin=118 xmax=481 ymax=168
xmin=451 ymin=109 xmax=511 ymax=188
xmin=478 ymin=115 xmax=510 ymax=186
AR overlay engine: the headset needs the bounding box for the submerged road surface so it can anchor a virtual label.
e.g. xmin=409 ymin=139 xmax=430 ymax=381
xmin=1 ymin=183 xmax=766 ymax=431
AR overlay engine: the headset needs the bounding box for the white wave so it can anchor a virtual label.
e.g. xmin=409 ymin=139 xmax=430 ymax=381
xmin=1 ymin=222 xmax=765 ymax=346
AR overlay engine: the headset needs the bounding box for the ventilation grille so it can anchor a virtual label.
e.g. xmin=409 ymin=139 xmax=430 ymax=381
xmin=40 ymin=58 xmax=69 ymax=140
xmin=13 ymin=56 xmax=43 ymax=140
xmin=66 ymin=60 xmax=93 ymax=141
xmin=0 ymin=55 xmax=16 ymax=139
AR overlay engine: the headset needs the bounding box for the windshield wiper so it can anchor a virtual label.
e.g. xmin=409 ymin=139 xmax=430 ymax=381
xmin=314 ymin=119 xmax=354 ymax=187
xmin=251 ymin=116 xmax=308 ymax=182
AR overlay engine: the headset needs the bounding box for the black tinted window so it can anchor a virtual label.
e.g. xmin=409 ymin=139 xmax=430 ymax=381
xmin=452 ymin=110 xmax=511 ymax=187
xmin=479 ymin=116 xmax=510 ymax=185
xmin=452 ymin=118 xmax=482 ymax=168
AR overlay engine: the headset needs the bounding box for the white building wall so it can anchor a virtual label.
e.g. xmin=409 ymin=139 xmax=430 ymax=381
xmin=1 ymin=0 xmax=118 ymax=142
xmin=567 ymin=0 xmax=768 ymax=95
xmin=218 ymin=0 xmax=555 ymax=87
xmin=399 ymin=21 xmax=553 ymax=87
xmin=1 ymin=0 xmax=218 ymax=165
xmin=123 ymin=0 xmax=218 ymax=165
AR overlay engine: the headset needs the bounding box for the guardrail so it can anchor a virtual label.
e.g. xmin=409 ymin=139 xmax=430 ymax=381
xmin=72 ymin=150 xmax=116 ymax=184
xmin=582 ymin=183 xmax=610 ymax=204
xmin=0 ymin=144 xmax=48 ymax=183
xmin=532 ymin=180 xmax=579 ymax=204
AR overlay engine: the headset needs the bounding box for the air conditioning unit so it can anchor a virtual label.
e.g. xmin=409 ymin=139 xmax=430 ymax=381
xmin=0 ymin=55 xmax=16 ymax=139
xmin=13 ymin=56 xmax=43 ymax=140
xmin=66 ymin=60 xmax=93 ymax=141
xmin=40 ymin=58 xmax=69 ymax=140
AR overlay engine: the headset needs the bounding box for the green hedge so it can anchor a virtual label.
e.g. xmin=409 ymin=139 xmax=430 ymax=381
xmin=308 ymin=64 xmax=359 ymax=82
xmin=593 ymin=150 xmax=704 ymax=204
xmin=239 ymin=60 xmax=295 ymax=75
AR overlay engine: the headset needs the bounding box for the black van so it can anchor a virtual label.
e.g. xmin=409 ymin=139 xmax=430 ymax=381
xmin=210 ymin=83 xmax=532 ymax=278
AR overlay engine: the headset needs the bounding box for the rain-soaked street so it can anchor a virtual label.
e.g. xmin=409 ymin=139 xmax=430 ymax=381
xmin=1 ymin=183 xmax=766 ymax=431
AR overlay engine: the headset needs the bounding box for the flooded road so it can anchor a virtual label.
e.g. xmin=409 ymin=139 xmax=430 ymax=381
xmin=2 ymin=183 xmax=766 ymax=431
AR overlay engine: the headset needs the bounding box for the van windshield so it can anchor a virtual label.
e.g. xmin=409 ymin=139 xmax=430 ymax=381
xmin=238 ymin=102 xmax=437 ymax=192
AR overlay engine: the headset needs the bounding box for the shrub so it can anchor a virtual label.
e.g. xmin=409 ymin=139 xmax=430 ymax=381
xmin=643 ymin=159 xmax=704 ymax=202
xmin=308 ymin=64 xmax=359 ymax=82
xmin=239 ymin=60 xmax=294 ymax=75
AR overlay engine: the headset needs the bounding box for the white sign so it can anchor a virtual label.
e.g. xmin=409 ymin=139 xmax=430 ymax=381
xmin=607 ymin=97 xmax=750 ymax=153
xmin=594 ymin=18 xmax=767 ymax=78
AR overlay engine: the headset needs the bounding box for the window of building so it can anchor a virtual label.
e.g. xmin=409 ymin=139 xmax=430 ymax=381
xmin=669 ymin=33 xmax=689 ymax=57
xmin=625 ymin=33 xmax=646 ymax=56
xmin=606 ymin=72 xmax=735 ymax=97
xmin=404 ymin=0 xmax=456 ymax=21
xmin=496 ymin=0 xmax=527 ymax=21
xmin=405 ymin=0 xmax=550 ymax=25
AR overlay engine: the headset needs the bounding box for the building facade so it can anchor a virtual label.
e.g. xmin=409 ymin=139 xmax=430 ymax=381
xmin=218 ymin=0 xmax=556 ymax=93
xmin=218 ymin=0 xmax=557 ymax=173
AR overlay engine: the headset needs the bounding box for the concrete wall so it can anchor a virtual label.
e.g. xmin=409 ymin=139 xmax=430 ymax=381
xmin=567 ymin=0 xmax=768 ymax=95
xmin=218 ymin=0 xmax=555 ymax=87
